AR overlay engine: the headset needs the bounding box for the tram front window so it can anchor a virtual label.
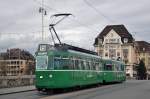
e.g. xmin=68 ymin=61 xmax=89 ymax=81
xmin=36 ymin=55 xmax=48 ymax=70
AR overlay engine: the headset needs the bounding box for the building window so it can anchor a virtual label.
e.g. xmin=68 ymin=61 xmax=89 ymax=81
xmin=7 ymin=62 xmax=10 ymax=64
xmin=124 ymin=38 xmax=128 ymax=43
xmin=117 ymin=39 xmax=120 ymax=43
xmin=123 ymin=49 xmax=128 ymax=59
xmin=109 ymin=45 xmax=116 ymax=49
xmin=109 ymin=49 xmax=116 ymax=58
xmin=142 ymin=58 xmax=145 ymax=63
xmin=105 ymin=53 xmax=108 ymax=57
xmin=143 ymin=53 xmax=145 ymax=56
xmin=17 ymin=61 xmax=19 ymax=64
xmin=117 ymin=45 xmax=120 ymax=48
xmin=105 ymin=39 xmax=108 ymax=43
xmin=111 ymin=33 xmax=113 ymax=37
xmin=105 ymin=45 xmax=108 ymax=49
xmin=148 ymin=58 xmax=150 ymax=65
xmin=109 ymin=39 xmax=116 ymax=43
xmin=20 ymin=61 xmax=23 ymax=64
xmin=124 ymin=59 xmax=128 ymax=64
xmin=11 ymin=61 xmax=14 ymax=64
xmin=117 ymin=52 xmax=120 ymax=57
xmin=98 ymin=50 xmax=103 ymax=57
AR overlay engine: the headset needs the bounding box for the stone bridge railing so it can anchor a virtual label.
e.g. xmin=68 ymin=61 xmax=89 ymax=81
xmin=0 ymin=75 xmax=35 ymax=88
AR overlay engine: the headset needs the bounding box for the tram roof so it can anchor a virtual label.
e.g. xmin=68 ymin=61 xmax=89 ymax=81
xmin=54 ymin=43 xmax=98 ymax=56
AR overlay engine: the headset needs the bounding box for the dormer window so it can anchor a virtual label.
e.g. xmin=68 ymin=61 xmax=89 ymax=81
xmin=98 ymin=38 xmax=102 ymax=44
xmin=124 ymin=38 xmax=128 ymax=43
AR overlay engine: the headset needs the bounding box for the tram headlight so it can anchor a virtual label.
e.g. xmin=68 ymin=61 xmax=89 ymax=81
xmin=49 ymin=74 xmax=53 ymax=78
xmin=40 ymin=76 xmax=43 ymax=78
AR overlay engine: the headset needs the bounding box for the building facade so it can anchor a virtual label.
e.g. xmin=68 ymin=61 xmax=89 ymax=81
xmin=135 ymin=41 xmax=150 ymax=77
xmin=0 ymin=59 xmax=34 ymax=76
xmin=94 ymin=25 xmax=137 ymax=77
xmin=0 ymin=48 xmax=35 ymax=76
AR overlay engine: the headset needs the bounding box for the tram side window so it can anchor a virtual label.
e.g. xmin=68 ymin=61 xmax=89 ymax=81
xmin=116 ymin=63 xmax=122 ymax=71
xmin=104 ymin=64 xmax=113 ymax=71
xmin=62 ymin=58 xmax=70 ymax=69
xmin=74 ymin=60 xmax=80 ymax=70
xmin=119 ymin=64 xmax=122 ymax=71
xmin=86 ymin=61 xmax=90 ymax=70
xmin=78 ymin=60 xmax=81 ymax=70
xmin=115 ymin=64 xmax=119 ymax=71
xmin=54 ymin=58 xmax=61 ymax=69
xmin=80 ymin=60 xmax=85 ymax=70
xmin=121 ymin=64 xmax=124 ymax=71
xmin=95 ymin=63 xmax=99 ymax=71
xmin=54 ymin=57 xmax=71 ymax=70
xmin=70 ymin=59 xmax=74 ymax=70
xmin=92 ymin=62 xmax=96 ymax=70
xmin=98 ymin=62 xmax=102 ymax=70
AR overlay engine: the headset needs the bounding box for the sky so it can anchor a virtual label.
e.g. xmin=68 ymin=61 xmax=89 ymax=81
xmin=0 ymin=0 xmax=150 ymax=54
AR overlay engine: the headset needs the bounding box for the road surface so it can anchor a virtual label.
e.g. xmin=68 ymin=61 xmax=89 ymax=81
xmin=0 ymin=80 xmax=150 ymax=99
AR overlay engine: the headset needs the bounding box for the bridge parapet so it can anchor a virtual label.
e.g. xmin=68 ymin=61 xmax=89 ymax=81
xmin=0 ymin=75 xmax=35 ymax=88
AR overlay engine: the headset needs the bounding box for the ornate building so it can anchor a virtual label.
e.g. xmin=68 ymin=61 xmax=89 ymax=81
xmin=94 ymin=25 xmax=137 ymax=77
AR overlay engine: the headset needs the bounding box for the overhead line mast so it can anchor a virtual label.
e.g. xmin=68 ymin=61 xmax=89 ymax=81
xmin=39 ymin=0 xmax=47 ymax=41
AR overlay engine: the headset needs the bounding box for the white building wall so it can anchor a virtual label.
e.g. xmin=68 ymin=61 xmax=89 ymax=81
xmin=95 ymin=29 xmax=136 ymax=78
xmin=103 ymin=29 xmax=122 ymax=59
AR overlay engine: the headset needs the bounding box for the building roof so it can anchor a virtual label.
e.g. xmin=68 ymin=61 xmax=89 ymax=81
xmin=135 ymin=41 xmax=150 ymax=53
xmin=94 ymin=24 xmax=134 ymax=45
xmin=0 ymin=53 xmax=8 ymax=60
xmin=0 ymin=48 xmax=35 ymax=60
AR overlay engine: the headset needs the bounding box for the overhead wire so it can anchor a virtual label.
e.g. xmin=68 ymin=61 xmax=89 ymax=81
xmin=70 ymin=17 xmax=100 ymax=33
xmin=83 ymin=0 xmax=116 ymax=23
xmin=33 ymin=0 xmax=60 ymax=13
xmin=0 ymin=31 xmax=42 ymax=38
xmin=34 ymin=0 xmax=122 ymax=37
xmin=33 ymin=0 xmax=100 ymax=34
